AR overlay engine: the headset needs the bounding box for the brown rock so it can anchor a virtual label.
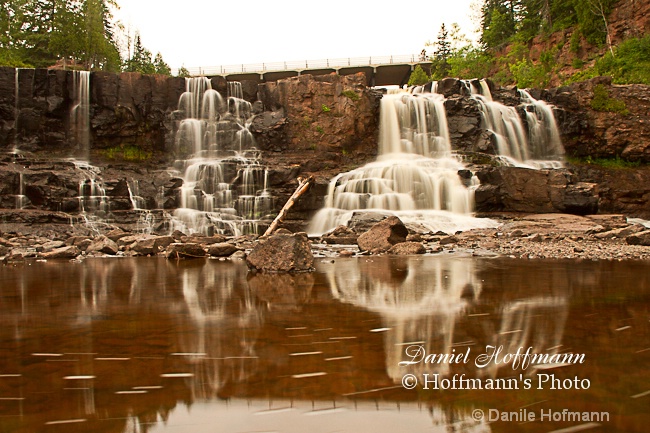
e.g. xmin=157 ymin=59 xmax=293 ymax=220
xmin=321 ymin=225 xmax=358 ymax=245
xmin=165 ymin=243 xmax=206 ymax=259
xmin=246 ymin=233 xmax=314 ymax=272
xmin=41 ymin=245 xmax=80 ymax=259
xmin=626 ymin=230 xmax=650 ymax=246
xmin=388 ymin=242 xmax=426 ymax=255
xmin=86 ymin=236 xmax=119 ymax=255
xmin=208 ymin=242 xmax=238 ymax=257
xmin=357 ymin=216 xmax=408 ymax=253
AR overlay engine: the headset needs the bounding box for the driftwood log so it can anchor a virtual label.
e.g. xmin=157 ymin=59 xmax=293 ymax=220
xmin=263 ymin=176 xmax=314 ymax=237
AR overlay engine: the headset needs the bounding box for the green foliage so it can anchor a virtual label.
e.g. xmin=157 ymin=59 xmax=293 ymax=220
xmin=123 ymin=33 xmax=154 ymax=74
xmin=407 ymin=64 xmax=430 ymax=86
xmin=315 ymin=125 xmax=324 ymax=134
xmin=572 ymin=58 xmax=584 ymax=69
xmin=153 ymin=52 xmax=171 ymax=75
xmin=570 ymin=30 xmax=581 ymax=53
xmin=321 ymin=104 xmax=331 ymax=113
xmin=567 ymin=36 xmax=650 ymax=85
xmin=567 ymin=155 xmax=642 ymax=169
xmin=448 ymin=48 xmax=494 ymax=79
xmin=430 ymin=23 xmax=451 ymax=79
xmin=102 ymin=144 xmax=152 ymax=161
xmin=0 ymin=0 xmax=121 ymax=71
xmin=176 ymin=65 xmax=190 ymax=78
xmin=590 ymin=84 xmax=629 ymax=114
xmin=341 ymin=89 xmax=360 ymax=101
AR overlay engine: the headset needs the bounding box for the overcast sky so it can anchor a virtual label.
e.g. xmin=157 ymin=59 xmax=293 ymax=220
xmin=113 ymin=0 xmax=481 ymax=71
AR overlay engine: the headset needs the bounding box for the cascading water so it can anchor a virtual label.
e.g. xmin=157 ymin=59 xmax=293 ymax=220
xmin=468 ymin=80 xmax=564 ymax=168
xmin=70 ymin=71 xmax=91 ymax=159
xmin=309 ymin=90 xmax=495 ymax=235
xmin=171 ymin=77 xmax=273 ymax=236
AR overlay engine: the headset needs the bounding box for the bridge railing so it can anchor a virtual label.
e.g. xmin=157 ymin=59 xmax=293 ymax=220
xmin=181 ymin=54 xmax=427 ymax=76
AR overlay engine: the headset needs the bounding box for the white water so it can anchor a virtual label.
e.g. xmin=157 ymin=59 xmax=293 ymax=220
xmin=171 ymin=78 xmax=273 ymax=236
xmin=70 ymin=71 xmax=91 ymax=159
xmin=469 ymin=80 xmax=564 ymax=169
xmin=309 ymin=91 xmax=496 ymax=235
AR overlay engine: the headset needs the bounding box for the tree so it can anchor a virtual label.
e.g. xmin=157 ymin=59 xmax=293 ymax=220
xmin=153 ymin=52 xmax=170 ymax=75
xmin=407 ymin=64 xmax=430 ymax=86
xmin=123 ymin=32 xmax=154 ymax=73
xmin=176 ymin=65 xmax=190 ymax=78
xmin=430 ymin=23 xmax=452 ymax=79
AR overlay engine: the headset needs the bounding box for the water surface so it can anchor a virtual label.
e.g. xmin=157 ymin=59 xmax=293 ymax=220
xmin=0 ymin=256 xmax=648 ymax=433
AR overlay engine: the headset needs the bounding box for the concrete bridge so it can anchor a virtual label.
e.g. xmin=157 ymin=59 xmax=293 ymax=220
xmin=182 ymin=54 xmax=432 ymax=87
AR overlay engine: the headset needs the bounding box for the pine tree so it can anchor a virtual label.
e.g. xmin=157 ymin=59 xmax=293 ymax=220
xmin=430 ymin=23 xmax=452 ymax=79
xmin=153 ymin=52 xmax=170 ymax=75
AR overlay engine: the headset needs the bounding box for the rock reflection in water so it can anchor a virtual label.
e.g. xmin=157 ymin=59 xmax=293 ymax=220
xmin=0 ymin=257 xmax=648 ymax=432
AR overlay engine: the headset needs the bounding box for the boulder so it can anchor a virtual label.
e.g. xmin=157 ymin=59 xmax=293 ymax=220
xmin=348 ymin=212 xmax=391 ymax=233
xmin=207 ymin=242 xmax=238 ymax=257
xmin=321 ymin=225 xmax=358 ymax=245
xmin=357 ymin=216 xmax=408 ymax=253
xmin=41 ymin=245 xmax=80 ymax=259
xmin=165 ymin=243 xmax=206 ymax=259
xmin=388 ymin=242 xmax=426 ymax=255
xmin=130 ymin=236 xmax=173 ymax=255
xmin=246 ymin=233 xmax=314 ymax=272
xmin=86 ymin=236 xmax=119 ymax=255
xmin=625 ymin=230 xmax=650 ymax=246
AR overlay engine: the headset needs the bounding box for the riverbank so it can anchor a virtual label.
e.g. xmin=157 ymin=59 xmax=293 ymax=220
xmin=2 ymin=212 xmax=649 ymax=263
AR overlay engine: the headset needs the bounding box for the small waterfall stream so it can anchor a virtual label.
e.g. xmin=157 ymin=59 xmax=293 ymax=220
xmin=70 ymin=71 xmax=91 ymax=160
xmin=468 ymin=80 xmax=564 ymax=168
xmin=309 ymin=91 xmax=495 ymax=235
xmin=171 ymin=77 xmax=273 ymax=236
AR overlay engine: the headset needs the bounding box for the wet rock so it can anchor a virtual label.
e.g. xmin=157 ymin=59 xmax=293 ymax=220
xmin=208 ymin=243 xmax=238 ymax=257
xmin=0 ymin=245 xmax=8 ymax=256
xmin=171 ymin=230 xmax=186 ymax=241
xmin=439 ymin=235 xmax=459 ymax=245
xmin=181 ymin=234 xmax=227 ymax=245
xmin=106 ymin=229 xmax=131 ymax=243
xmin=475 ymin=167 xmax=599 ymax=214
xmin=40 ymin=240 xmax=65 ymax=252
xmin=357 ymin=216 xmax=408 ymax=253
xmin=348 ymin=212 xmax=391 ymax=233
xmin=321 ymin=225 xmax=358 ymax=245
xmin=626 ymin=230 xmax=650 ymax=246
xmin=130 ymin=236 xmax=173 ymax=255
xmin=388 ymin=241 xmax=426 ymax=255
xmin=594 ymin=224 xmax=645 ymax=239
xmin=231 ymin=250 xmax=246 ymax=260
xmin=41 ymin=245 xmax=80 ymax=259
xmin=246 ymin=233 xmax=314 ymax=272
xmin=86 ymin=236 xmax=119 ymax=255
xmin=165 ymin=243 xmax=207 ymax=259
xmin=586 ymin=214 xmax=629 ymax=231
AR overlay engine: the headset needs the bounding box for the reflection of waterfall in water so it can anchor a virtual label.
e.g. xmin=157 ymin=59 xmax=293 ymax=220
xmin=326 ymin=257 xmax=482 ymax=380
xmin=468 ymin=79 xmax=564 ymax=169
xmin=177 ymin=262 xmax=262 ymax=399
xmin=171 ymin=78 xmax=274 ymax=236
xmin=478 ymin=296 xmax=569 ymax=379
xmin=309 ymin=91 xmax=496 ymax=235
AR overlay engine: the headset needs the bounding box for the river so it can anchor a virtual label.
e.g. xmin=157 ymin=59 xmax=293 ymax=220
xmin=0 ymin=256 xmax=648 ymax=432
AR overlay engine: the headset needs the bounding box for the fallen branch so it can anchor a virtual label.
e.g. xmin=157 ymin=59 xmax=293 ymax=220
xmin=263 ymin=175 xmax=313 ymax=237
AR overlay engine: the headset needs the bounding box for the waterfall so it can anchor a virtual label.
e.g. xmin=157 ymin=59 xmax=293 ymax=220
xmin=171 ymin=78 xmax=273 ymax=236
xmin=70 ymin=71 xmax=91 ymax=160
xmin=469 ymin=80 xmax=564 ymax=168
xmin=309 ymin=91 xmax=496 ymax=235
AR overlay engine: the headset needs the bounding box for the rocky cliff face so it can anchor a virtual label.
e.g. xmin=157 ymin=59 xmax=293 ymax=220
xmin=546 ymin=76 xmax=650 ymax=162
xmin=1 ymin=70 xmax=649 ymax=235
xmin=1 ymin=67 xmax=186 ymax=155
